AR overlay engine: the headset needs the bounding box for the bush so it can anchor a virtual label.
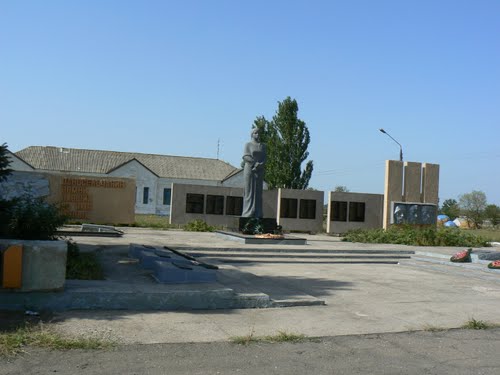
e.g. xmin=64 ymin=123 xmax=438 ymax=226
xmin=0 ymin=195 xmax=66 ymax=240
xmin=65 ymin=241 xmax=104 ymax=280
xmin=184 ymin=219 xmax=215 ymax=232
xmin=342 ymin=226 xmax=490 ymax=247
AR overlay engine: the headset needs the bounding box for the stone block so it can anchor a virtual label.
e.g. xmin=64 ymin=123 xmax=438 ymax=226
xmin=0 ymin=239 xmax=67 ymax=292
xmin=422 ymin=163 xmax=439 ymax=204
xmin=128 ymin=243 xmax=156 ymax=259
xmin=153 ymin=260 xmax=217 ymax=284
xmin=383 ymin=160 xmax=404 ymax=229
xmin=403 ymin=162 xmax=422 ymax=202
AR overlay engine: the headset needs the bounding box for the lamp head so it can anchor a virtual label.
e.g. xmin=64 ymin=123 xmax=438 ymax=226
xmin=379 ymin=128 xmax=386 ymax=134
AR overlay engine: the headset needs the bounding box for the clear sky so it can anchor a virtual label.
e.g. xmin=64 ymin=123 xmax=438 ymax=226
xmin=1 ymin=1 xmax=499 ymax=205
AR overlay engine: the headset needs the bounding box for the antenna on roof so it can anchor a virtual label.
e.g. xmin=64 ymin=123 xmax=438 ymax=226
xmin=217 ymin=138 xmax=220 ymax=160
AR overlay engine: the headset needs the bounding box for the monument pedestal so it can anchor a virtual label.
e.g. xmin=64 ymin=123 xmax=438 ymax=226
xmin=238 ymin=217 xmax=280 ymax=234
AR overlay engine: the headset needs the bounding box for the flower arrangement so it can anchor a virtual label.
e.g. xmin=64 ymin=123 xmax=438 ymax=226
xmin=487 ymin=260 xmax=500 ymax=269
xmin=450 ymin=248 xmax=472 ymax=263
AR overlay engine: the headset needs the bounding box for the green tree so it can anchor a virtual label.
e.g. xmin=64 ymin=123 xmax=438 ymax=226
xmin=254 ymin=97 xmax=313 ymax=190
xmin=458 ymin=190 xmax=487 ymax=229
xmin=484 ymin=204 xmax=500 ymax=227
xmin=334 ymin=185 xmax=350 ymax=193
xmin=440 ymin=198 xmax=460 ymax=219
xmin=0 ymin=142 xmax=13 ymax=182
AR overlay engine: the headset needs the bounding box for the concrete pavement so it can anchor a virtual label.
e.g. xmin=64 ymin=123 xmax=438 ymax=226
xmin=3 ymin=329 xmax=500 ymax=375
xmin=42 ymin=228 xmax=500 ymax=345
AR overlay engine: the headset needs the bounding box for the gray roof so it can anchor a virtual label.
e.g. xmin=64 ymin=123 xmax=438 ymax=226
xmin=15 ymin=146 xmax=238 ymax=181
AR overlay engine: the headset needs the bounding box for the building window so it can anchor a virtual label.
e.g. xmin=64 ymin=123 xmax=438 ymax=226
xmin=163 ymin=188 xmax=171 ymax=205
xmin=226 ymin=196 xmax=243 ymax=216
xmin=349 ymin=202 xmax=366 ymax=222
xmin=206 ymin=195 xmax=224 ymax=215
xmin=299 ymin=199 xmax=316 ymax=219
xmin=186 ymin=194 xmax=204 ymax=214
xmin=331 ymin=201 xmax=347 ymax=221
xmin=280 ymin=198 xmax=298 ymax=218
xmin=143 ymin=187 xmax=149 ymax=204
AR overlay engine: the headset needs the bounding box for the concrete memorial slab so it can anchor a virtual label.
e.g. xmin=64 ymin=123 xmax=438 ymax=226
xmin=128 ymin=244 xmax=218 ymax=283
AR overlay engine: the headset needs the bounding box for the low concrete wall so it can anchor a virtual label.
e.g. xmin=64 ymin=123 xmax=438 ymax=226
xmin=0 ymin=239 xmax=67 ymax=292
xmin=171 ymin=184 xmax=243 ymax=227
xmin=327 ymin=192 xmax=384 ymax=234
xmin=170 ymin=183 xmax=278 ymax=228
xmin=277 ymin=188 xmax=324 ymax=233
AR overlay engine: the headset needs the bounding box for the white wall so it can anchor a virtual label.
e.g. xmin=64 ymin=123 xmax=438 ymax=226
xmin=7 ymin=152 xmax=34 ymax=171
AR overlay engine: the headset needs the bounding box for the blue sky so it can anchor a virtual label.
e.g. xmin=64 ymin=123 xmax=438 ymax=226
xmin=1 ymin=1 xmax=499 ymax=205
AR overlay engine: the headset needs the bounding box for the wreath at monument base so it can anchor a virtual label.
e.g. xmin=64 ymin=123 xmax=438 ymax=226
xmin=254 ymin=233 xmax=285 ymax=240
xmin=450 ymin=248 xmax=472 ymax=263
xmin=487 ymin=260 xmax=500 ymax=269
xmin=241 ymin=218 xmax=264 ymax=235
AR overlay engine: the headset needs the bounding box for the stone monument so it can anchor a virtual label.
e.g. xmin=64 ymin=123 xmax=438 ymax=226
xmin=242 ymin=127 xmax=266 ymax=218
xmin=239 ymin=127 xmax=280 ymax=235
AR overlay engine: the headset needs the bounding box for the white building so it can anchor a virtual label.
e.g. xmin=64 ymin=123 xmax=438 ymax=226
xmin=11 ymin=146 xmax=240 ymax=215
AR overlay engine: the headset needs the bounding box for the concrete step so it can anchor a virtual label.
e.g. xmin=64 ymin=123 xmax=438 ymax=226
xmin=185 ymin=251 xmax=412 ymax=260
xmin=217 ymin=267 xmax=326 ymax=307
xmin=201 ymin=257 xmax=403 ymax=264
xmin=172 ymin=246 xmax=415 ymax=255
xmin=0 ymin=280 xmax=275 ymax=311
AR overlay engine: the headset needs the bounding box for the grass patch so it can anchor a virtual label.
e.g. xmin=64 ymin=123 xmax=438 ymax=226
xmin=65 ymin=241 xmax=104 ymax=280
xmin=466 ymin=229 xmax=500 ymax=242
xmin=264 ymin=331 xmax=306 ymax=343
xmin=342 ymin=226 xmax=490 ymax=247
xmin=184 ymin=219 xmax=216 ymax=232
xmin=230 ymin=330 xmax=306 ymax=345
xmin=461 ymin=318 xmax=499 ymax=330
xmin=421 ymin=324 xmax=447 ymax=332
xmin=0 ymin=323 xmax=114 ymax=356
xmin=132 ymin=215 xmax=179 ymax=230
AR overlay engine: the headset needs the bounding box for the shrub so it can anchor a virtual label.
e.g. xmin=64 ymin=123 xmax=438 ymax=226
xmin=342 ymin=226 xmax=489 ymax=247
xmin=65 ymin=241 xmax=104 ymax=280
xmin=184 ymin=219 xmax=215 ymax=232
xmin=0 ymin=195 xmax=66 ymax=240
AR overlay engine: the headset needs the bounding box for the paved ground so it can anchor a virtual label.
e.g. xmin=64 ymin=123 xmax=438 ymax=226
xmin=2 ymin=228 xmax=500 ymax=374
xmin=2 ymin=329 xmax=500 ymax=375
xmin=43 ymin=228 xmax=500 ymax=344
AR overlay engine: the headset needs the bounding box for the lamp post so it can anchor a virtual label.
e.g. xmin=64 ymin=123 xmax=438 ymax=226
xmin=379 ymin=128 xmax=403 ymax=162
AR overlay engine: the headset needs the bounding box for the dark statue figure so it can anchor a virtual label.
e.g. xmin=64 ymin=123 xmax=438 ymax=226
xmin=242 ymin=127 xmax=266 ymax=218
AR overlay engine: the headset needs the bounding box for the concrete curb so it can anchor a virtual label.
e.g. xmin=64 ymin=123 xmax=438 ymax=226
xmin=0 ymin=285 xmax=276 ymax=311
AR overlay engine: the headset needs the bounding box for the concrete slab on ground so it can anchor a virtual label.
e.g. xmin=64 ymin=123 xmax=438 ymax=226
xmin=3 ymin=228 xmax=499 ymax=344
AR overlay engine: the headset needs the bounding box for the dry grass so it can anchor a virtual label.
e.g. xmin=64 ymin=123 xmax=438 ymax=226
xmin=0 ymin=323 xmax=114 ymax=357
xmin=230 ymin=330 xmax=306 ymax=345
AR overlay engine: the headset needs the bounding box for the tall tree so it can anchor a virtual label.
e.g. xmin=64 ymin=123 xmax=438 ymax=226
xmin=484 ymin=204 xmax=500 ymax=227
xmin=440 ymin=198 xmax=460 ymax=219
xmin=334 ymin=185 xmax=350 ymax=193
xmin=0 ymin=143 xmax=13 ymax=182
xmin=458 ymin=190 xmax=487 ymax=228
xmin=254 ymin=97 xmax=313 ymax=190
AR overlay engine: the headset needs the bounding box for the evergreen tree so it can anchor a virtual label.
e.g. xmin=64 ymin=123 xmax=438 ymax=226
xmin=0 ymin=143 xmax=13 ymax=182
xmin=254 ymin=97 xmax=313 ymax=190
xmin=440 ymin=198 xmax=461 ymax=219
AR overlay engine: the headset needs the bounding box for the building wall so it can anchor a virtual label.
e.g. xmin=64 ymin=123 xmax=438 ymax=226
xmin=6 ymin=152 xmax=34 ymax=171
xmin=170 ymin=183 xmax=323 ymax=232
xmin=327 ymin=192 xmax=384 ymax=234
xmin=220 ymin=170 xmax=244 ymax=188
xmin=106 ymin=161 xmax=221 ymax=215
xmin=170 ymin=183 xmax=247 ymax=228
xmin=9 ymin=157 xmax=229 ymax=216
xmin=1 ymin=171 xmax=135 ymax=224
xmin=277 ymin=188 xmax=324 ymax=233
xmin=107 ymin=159 xmax=158 ymax=215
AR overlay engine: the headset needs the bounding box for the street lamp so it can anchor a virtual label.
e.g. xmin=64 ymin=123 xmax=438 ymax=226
xmin=379 ymin=128 xmax=403 ymax=162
